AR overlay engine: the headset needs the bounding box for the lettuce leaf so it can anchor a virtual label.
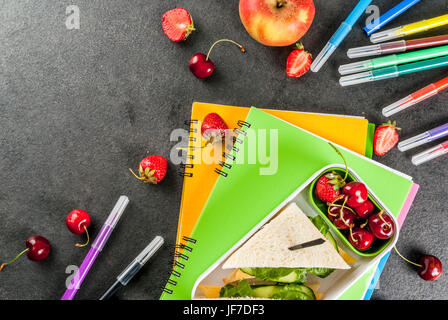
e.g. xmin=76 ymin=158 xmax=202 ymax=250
xmin=220 ymin=280 xmax=254 ymax=298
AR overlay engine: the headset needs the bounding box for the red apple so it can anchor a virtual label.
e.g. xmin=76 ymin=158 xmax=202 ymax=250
xmin=239 ymin=0 xmax=315 ymax=47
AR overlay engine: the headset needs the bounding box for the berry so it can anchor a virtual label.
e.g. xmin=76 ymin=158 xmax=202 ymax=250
xmin=286 ymin=43 xmax=312 ymax=78
xmin=354 ymin=199 xmax=374 ymax=219
xmin=162 ymin=8 xmax=195 ymax=42
xmin=374 ymin=121 xmax=400 ymax=156
xmin=189 ymin=39 xmax=246 ymax=79
xmin=129 ymin=155 xmax=168 ymax=184
xmin=368 ymin=210 xmax=395 ymax=240
xmin=201 ymin=113 xmax=229 ymax=144
xmin=342 ymin=181 xmax=368 ymax=208
xmin=1 ymin=236 xmax=51 ymax=271
xmin=315 ymin=172 xmax=345 ymax=203
xmin=328 ymin=204 xmax=356 ymax=230
xmin=349 ymin=228 xmax=373 ymax=251
xmin=418 ymin=255 xmax=443 ymax=281
xmin=66 ymin=209 xmax=91 ymax=247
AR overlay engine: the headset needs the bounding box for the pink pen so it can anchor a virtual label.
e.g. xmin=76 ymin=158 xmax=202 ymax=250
xmin=412 ymin=140 xmax=448 ymax=166
xmin=61 ymin=196 xmax=129 ymax=300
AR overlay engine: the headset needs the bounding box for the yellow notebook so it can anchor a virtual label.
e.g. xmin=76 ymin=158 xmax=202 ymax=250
xmin=176 ymin=102 xmax=369 ymax=248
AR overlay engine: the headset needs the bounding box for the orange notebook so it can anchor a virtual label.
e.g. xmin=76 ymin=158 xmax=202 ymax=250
xmin=176 ymin=102 xmax=369 ymax=247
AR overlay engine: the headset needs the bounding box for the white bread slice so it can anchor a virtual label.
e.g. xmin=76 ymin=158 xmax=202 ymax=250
xmin=222 ymin=202 xmax=350 ymax=270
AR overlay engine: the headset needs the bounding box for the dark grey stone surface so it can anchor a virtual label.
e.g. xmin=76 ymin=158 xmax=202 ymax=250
xmin=0 ymin=0 xmax=447 ymax=300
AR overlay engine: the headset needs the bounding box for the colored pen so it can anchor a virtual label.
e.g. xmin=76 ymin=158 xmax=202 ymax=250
xmin=311 ymin=0 xmax=373 ymax=72
xmin=364 ymin=0 xmax=421 ymax=36
xmin=399 ymin=123 xmax=448 ymax=152
xmin=411 ymin=140 xmax=448 ymax=165
xmin=348 ymin=34 xmax=448 ymax=59
xmin=383 ymin=75 xmax=448 ymax=117
xmin=371 ymin=14 xmax=448 ymax=44
xmin=61 ymin=196 xmax=129 ymax=300
xmin=340 ymin=55 xmax=448 ymax=87
xmin=99 ymin=236 xmax=164 ymax=300
xmin=340 ymin=44 xmax=448 ymax=75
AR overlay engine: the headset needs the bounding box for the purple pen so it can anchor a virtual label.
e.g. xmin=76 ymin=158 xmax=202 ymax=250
xmin=61 ymin=195 xmax=129 ymax=300
xmin=398 ymin=123 xmax=448 ymax=152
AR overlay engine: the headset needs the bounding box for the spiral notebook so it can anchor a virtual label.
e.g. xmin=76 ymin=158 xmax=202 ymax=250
xmin=166 ymin=105 xmax=418 ymax=299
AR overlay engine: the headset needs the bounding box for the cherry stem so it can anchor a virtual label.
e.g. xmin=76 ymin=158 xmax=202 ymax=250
xmin=75 ymin=225 xmax=90 ymax=248
xmin=129 ymin=168 xmax=145 ymax=180
xmin=0 ymin=248 xmax=29 ymax=271
xmin=378 ymin=210 xmax=392 ymax=229
xmin=339 ymin=197 xmax=352 ymax=228
xmin=393 ymin=246 xmax=423 ymax=268
xmin=349 ymin=227 xmax=358 ymax=243
xmin=206 ymin=39 xmax=246 ymax=61
xmin=328 ymin=143 xmax=348 ymax=182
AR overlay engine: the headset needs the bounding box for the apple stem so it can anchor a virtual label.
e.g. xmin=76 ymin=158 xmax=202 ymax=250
xmin=206 ymin=39 xmax=246 ymax=61
xmin=0 ymin=248 xmax=29 ymax=271
xmin=328 ymin=143 xmax=349 ymax=182
xmin=276 ymin=0 xmax=287 ymax=8
xmin=394 ymin=246 xmax=423 ymax=268
xmin=75 ymin=225 xmax=90 ymax=248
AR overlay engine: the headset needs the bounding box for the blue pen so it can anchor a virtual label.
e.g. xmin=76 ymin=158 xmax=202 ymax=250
xmin=363 ymin=0 xmax=421 ymax=36
xmin=311 ymin=0 xmax=373 ymax=72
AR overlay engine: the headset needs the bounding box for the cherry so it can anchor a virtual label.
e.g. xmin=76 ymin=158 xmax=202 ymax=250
xmin=368 ymin=210 xmax=395 ymax=240
xmin=0 ymin=235 xmax=50 ymax=271
xmin=328 ymin=203 xmax=356 ymax=230
xmin=394 ymin=247 xmax=442 ymax=281
xmin=354 ymin=199 xmax=374 ymax=219
xmin=342 ymin=181 xmax=368 ymax=208
xmin=189 ymin=39 xmax=246 ymax=79
xmin=349 ymin=227 xmax=373 ymax=251
xmin=418 ymin=255 xmax=443 ymax=281
xmin=66 ymin=209 xmax=91 ymax=247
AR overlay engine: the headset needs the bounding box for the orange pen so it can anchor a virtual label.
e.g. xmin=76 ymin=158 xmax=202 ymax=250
xmin=382 ymin=75 xmax=448 ymax=117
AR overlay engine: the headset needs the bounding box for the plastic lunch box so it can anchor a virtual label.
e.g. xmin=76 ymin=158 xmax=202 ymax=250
xmin=192 ymin=164 xmax=399 ymax=300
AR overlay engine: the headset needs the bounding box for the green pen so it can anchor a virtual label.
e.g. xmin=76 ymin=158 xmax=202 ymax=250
xmin=340 ymin=55 xmax=448 ymax=86
xmin=339 ymin=44 xmax=448 ymax=75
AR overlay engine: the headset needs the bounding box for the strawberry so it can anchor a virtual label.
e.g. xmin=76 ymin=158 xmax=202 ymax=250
xmin=315 ymin=171 xmax=346 ymax=203
xmin=201 ymin=113 xmax=229 ymax=144
xmin=374 ymin=121 xmax=401 ymax=156
xmin=129 ymin=155 xmax=167 ymax=184
xmin=286 ymin=43 xmax=312 ymax=78
xmin=162 ymin=8 xmax=195 ymax=42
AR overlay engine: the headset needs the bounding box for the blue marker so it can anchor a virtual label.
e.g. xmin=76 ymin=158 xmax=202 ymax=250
xmin=364 ymin=0 xmax=421 ymax=36
xmin=311 ymin=0 xmax=373 ymax=72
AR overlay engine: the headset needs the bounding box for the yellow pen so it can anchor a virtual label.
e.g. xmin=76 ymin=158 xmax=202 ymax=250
xmin=371 ymin=14 xmax=448 ymax=43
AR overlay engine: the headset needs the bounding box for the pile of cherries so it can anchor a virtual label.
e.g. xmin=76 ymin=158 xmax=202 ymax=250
xmin=313 ymin=143 xmax=443 ymax=281
xmin=317 ymin=174 xmax=395 ymax=252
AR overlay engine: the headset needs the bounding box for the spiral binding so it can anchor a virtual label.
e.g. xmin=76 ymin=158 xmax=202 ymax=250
xmin=162 ymin=235 xmax=198 ymax=295
xmin=178 ymin=119 xmax=199 ymax=178
xmin=214 ymin=120 xmax=252 ymax=178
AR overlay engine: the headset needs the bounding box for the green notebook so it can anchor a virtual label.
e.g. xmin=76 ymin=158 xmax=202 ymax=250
xmin=161 ymin=108 xmax=413 ymax=300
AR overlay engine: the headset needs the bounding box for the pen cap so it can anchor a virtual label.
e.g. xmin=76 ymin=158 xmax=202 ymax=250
xmin=370 ymin=27 xmax=402 ymax=43
xmin=117 ymin=236 xmax=164 ymax=285
xmin=382 ymin=95 xmax=415 ymax=117
xmin=136 ymin=236 xmax=164 ymax=265
xmin=339 ymin=71 xmax=374 ymax=87
xmin=339 ymin=60 xmax=374 ymax=75
xmin=398 ymin=132 xmax=431 ymax=152
xmin=105 ymin=195 xmax=129 ymax=229
xmin=412 ymin=141 xmax=448 ymax=165
xmin=347 ymin=41 xmax=407 ymax=59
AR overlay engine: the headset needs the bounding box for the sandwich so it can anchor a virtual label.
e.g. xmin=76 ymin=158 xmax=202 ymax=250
xmin=210 ymin=202 xmax=351 ymax=300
